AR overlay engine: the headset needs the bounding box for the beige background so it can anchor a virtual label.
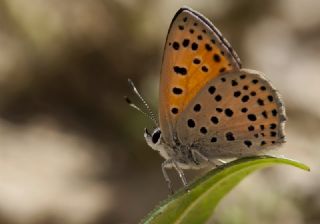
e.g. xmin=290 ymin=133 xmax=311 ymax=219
xmin=0 ymin=0 xmax=318 ymax=223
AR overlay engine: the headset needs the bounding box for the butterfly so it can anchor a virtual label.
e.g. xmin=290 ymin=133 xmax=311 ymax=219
xmin=127 ymin=7 xmax=286 ymax=192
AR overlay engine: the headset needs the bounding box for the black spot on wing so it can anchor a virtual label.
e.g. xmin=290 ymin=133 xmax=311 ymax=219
xmin=244 ymin=140 xmax=252 ymax=148
xmin=191 ymin=42 xmax=198 ymax=50
xmin=213 ymin=54 xmax=221 ymax=62
xmin=187 ymin=119 xmax=195 ymax=128
xmin=225 ymin=108 xmax=233 ymax=117
xmin=200 ymin=127 xmax=207 ymax=134
xmin=205 ymin=43 xmax=212 ymax=51
xmin=173 ymin=66 xmax=187 ymax=75
xmin=215 ymin=95 xmax=222 ymax=102
xmin=201 ymin=66 xmax=208 ymax=72
xmin=226 ymin=132 xmax=235 ymax=141
xmin=208 ymin=86 xmax=216 ymax=94
xmin=193 ymin=104 xmax=201 ymax=112
xmin=211 ymin=116 xmax=219 ymax=124
xmin=171 ymin=107 xmax=178 ymax=114
xmin=172 ymin=87 xmax=183 ymax=95
xmin=172 ymin=42 xmax=180 ymax=50
xmin=182 ymin=39 xmax=190 ymax=47
xmin=247 ymin=114 xmax=257 ymax=121
xmin=193 ymin=58 xmax=201 ymax=64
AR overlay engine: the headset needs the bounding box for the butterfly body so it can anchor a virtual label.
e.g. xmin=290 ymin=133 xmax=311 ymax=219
xmin=140 ymin=7 xmax=286 ymax=190
xmin=145 ymin=128 xmax=211 ymax=170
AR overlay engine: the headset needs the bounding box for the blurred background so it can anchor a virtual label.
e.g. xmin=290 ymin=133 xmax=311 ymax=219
xmin=0 ymin=0 xmax=318 ymax=223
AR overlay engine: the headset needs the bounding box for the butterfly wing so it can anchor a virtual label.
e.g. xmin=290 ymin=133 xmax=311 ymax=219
xmin=176 ymin=69 xmax=286 ymax=158
xmin=159 ymin=7 xmax=241 ymax=144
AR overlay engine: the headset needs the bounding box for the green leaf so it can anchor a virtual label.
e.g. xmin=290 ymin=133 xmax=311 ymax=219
xmin=141 ymin=155 xmax=310 ymax=224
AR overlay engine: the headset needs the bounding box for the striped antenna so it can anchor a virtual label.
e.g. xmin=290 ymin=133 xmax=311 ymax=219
xmin=125 ymin=79 xmax=158 ymax=127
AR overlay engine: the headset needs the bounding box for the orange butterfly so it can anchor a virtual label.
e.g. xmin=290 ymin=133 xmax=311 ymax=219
xmin=127 ymin=7 xmax=286 ymax=192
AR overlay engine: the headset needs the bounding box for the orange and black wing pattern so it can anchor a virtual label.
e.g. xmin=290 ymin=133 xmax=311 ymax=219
xmin=159 ymin=7 xmax=241 ymax=144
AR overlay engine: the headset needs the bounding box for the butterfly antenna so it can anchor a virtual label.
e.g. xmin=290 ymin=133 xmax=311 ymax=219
xmin=126 ymin=79 xmax=159 ymax=127
xmin=124 ymin=96 xmax=151 ymax=120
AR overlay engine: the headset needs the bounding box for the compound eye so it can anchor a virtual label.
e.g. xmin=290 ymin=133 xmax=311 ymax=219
xmin=152 ymin=129 xmax=161 ymax=144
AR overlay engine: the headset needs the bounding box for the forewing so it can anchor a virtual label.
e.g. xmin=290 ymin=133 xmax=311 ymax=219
xmin=176 ymin=69 xmax=286 ymax=158
xmin=159 ymin=7 xmax=241 ymax=144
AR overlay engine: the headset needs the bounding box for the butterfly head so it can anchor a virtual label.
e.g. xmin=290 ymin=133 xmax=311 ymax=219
xmin=144 ymin=127 xmax=162 ymax=148
xmin=144 ymin=127 xmax=173 ymax=160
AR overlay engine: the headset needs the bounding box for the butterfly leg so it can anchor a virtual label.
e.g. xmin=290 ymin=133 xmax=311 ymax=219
xmin=161 ymin=160 xmax=174 ymax=194
xmin=216 ymin=159 xmax=226 ymax=164
xmin=214 ymin=159 xmax=228 ymax=169
xmin=191 ymin=149 xmax=216 ymax=167
xmin=162 ymin=159 xmax=188 ymax=193
xmin=172 ymin=160 xmax=188 ymax=187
